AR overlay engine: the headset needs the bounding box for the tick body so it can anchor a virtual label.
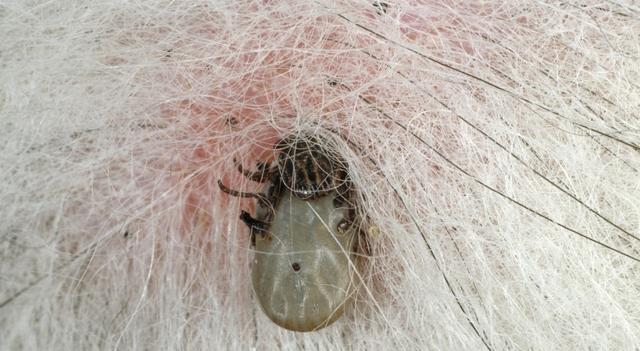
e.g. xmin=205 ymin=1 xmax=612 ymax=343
xmin=218 ymin=134 xmax=360 ymax=332
xmin=252 ymin=190 xmax=357 ymax=331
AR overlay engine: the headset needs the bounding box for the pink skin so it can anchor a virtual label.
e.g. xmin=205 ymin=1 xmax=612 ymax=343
xmin=169 ymin=1 xmax=493 ymax=244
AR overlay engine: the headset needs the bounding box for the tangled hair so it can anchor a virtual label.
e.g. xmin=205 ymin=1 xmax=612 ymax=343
xmin=1 ymin=1 xmax=639 ymax=349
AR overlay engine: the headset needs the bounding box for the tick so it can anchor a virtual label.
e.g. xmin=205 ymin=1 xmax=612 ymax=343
xmin=218 ymin=133 xmax=360 ymax=332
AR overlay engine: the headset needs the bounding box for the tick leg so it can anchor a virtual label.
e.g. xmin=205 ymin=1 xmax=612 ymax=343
xmin=234 ymin=158 xmax=277 ymax=183
xmin=240 ymin=210 xmax=270 ymax=246
xmin=217 ymin=180 xmax=270 ymax=207
xmin=333 ymin=195 xmax=347 ymax=208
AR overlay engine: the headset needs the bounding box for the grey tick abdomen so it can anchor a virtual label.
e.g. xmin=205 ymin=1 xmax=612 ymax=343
xmin=252 ymin=191 xmax=357 ymax=332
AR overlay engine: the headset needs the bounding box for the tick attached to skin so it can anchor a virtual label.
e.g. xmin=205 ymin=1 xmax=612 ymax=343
xmin=218 ymin=133 xmax=362 ymax=332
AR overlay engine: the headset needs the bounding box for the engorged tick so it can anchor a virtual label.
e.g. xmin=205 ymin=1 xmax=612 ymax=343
xmin=218 ymin=133 xmax=361 ymax=332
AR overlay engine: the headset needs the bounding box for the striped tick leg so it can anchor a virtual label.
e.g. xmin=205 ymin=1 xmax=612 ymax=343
xmin=234 ymin=158 xmax=277 ymax=183
xmin=217 ymin=180 xmax=272 ymax=246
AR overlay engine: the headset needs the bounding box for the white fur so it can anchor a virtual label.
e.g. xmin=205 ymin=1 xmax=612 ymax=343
xmin=1 ymin=1 xmax=639 ymax=349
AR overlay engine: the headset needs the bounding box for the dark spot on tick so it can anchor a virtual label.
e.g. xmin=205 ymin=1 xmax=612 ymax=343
xmin=292 ymin=262 xmax=301 ymax=272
